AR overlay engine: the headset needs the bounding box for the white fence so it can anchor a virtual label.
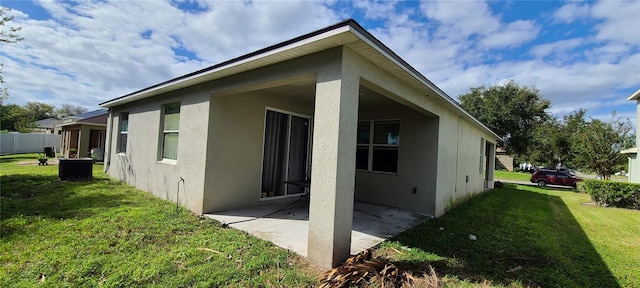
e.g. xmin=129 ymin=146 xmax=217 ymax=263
xmin=0 ymin=133 xmax=61 ymax=155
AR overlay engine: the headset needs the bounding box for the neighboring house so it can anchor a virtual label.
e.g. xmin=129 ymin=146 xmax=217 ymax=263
xmin=34 ymin=118 xmax=60 ymax=134
xmin=495 ymin=147 xmax=514 ymax=171
xmin=56 ymin=109 xmax=108 ymax=159
xmin=623 ymin=88 xmax=640 ymax=183
xmin=100 ymin=19 xmax=500 ymax=268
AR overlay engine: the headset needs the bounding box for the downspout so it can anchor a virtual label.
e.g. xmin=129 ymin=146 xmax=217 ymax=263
xmin=455 ymin=116 xmax=461 ymax=194
xmin=104 ymin=108 xmax=113 ymax=173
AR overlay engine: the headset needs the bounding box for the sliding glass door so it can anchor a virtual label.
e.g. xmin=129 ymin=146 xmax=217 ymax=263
xmin=261 ymin=109 xmax=311 ymax=198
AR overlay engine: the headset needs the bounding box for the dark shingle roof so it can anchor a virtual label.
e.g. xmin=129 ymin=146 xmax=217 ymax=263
xmin=74 ymin=109 xmax=108 ymax=120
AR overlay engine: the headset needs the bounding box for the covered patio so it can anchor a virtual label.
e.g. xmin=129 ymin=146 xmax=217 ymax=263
xmin=205 ymin=200 xmax=431 ymax=256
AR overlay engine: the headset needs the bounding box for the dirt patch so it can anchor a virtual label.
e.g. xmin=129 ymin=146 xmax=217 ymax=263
xmin=17 ymin=159 xmax=60 ymax=165
xmin=581 ymin=202 xmax=598 ymax=207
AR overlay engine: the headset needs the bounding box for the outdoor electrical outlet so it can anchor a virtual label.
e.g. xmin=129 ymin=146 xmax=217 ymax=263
xmin=412 ymin=187 xmax=417 ymax=194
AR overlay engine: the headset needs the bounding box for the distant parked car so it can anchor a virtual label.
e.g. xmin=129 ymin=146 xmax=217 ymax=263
xmin=530 ymin=170 xmax=582 ymax=188
xmin=536 ymin=166 xmax=576 ymax=176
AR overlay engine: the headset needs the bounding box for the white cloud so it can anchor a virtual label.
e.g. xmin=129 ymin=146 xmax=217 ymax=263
xmin=1 ymin=0 xmax=340 ymax=108
xmin=591 ymin=1 xmax=640 ymax=45
xmin=0 ymin=0 xmax=637 ymax=122
xmin=529 ymin=38 xmax=585 ymax=60
xmin=420 ymin=0 xmax=501 ymax=38
xmin=353 ymin=0 xmax=399 ymax=20
xmin=420 ymin=0 xmax=539 ymax=49
xmin=177 ymin=1 xmax=341 ymax=62
xmin=479 ymin=20 xmax=539 ymax=49
xmin=552 ymin=3 xmax=590 ymax=24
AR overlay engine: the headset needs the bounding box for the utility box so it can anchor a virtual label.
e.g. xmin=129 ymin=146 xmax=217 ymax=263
xmin=59 ymin=158 xmax=93 ymax=180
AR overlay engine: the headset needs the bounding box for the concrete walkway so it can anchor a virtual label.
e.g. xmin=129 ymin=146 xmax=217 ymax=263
xmin=205 ymin=200 xmax=431 ymax=257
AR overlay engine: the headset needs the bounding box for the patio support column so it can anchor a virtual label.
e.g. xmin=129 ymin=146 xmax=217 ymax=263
xmin=79 ymin=127 xmax=90 ymax=158
xmin=308 ymin=50 xmax=359 ymax=268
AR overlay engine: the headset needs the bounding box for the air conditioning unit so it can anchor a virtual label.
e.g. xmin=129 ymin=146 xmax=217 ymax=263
xmin=59 ymin=158 xmax=93 ymax=180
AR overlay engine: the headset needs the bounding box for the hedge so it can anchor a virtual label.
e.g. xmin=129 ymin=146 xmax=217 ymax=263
xmin=577 ymin=180 xmax=640 ymax=210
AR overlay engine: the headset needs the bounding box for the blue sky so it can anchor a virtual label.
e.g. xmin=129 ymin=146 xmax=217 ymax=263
xmin=1 ymin=0 xmax=638 ymax=123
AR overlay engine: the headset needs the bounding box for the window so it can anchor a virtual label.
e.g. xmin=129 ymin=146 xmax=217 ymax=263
xmin=356 ymin=120 xmax=400 ymax=173
xmin=261 ymin=109 xmax=311 ymax=198
xmin=118 ymin=113 xmax=129 ymax=153
xmin=161 ymin=103 xmax=180 ymax=160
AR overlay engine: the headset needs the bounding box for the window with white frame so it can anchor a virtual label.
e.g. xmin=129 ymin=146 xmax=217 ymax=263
xmin=118 ymin=113 xmax=129 ymax=153
xmin=161 ymin=103 xmax=180 ymax=160
xmin=356 ymin=120 xmax=400 ymax=173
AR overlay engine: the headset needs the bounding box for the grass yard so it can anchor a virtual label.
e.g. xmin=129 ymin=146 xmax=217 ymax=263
xmin=375 ymin=183 xmax=640 ymax=287
xmin=2 ymin=154 xmax=638 ymax=287
xmin=0 ymin=154 xmax=316 ymax=287
xmin=494 ymin=170 xmax=532 ymax=182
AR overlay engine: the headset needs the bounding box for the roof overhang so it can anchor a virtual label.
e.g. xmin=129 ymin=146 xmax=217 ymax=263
xmin=100 ymin=20 xmax=358 ymax=108
xmin=628 ymin=88 xmax=640 ymax=101
xmin=621 ymin=147 xmax=638 ymax=154
xmin=99 ymin=19 xmax=501 ymax=140
xmin=56 ymin=121 xmax=107 ymax=128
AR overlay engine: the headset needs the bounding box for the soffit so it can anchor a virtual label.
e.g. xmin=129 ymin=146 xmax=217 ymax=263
xmin=345 ymin=37 xmax=501 ymax=140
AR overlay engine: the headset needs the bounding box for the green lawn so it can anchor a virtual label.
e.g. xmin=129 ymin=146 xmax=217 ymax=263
xmin=0 ymin=154 xmax=316 ymax=287
xmin=494 ymin=170 xmax=532 ymax=182
xmin=3 ymin=154 xmax=638 ymax=287
xmin=375 ymin=183 xmax=640 ymax=287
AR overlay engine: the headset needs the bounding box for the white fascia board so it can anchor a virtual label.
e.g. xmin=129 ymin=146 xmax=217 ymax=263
xmin=627 ymin=88 xmax=640 ymax=101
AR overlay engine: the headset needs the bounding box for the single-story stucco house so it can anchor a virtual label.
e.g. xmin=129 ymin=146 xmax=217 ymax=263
xmin=622 ymin=88 xmax=640 ymax=183
xmin=495 ymin=146 xmax=514 ymax=171
xmin=100 ymin=19 xmax=500 ymax=268
xmin=34 ymin=118 xmax=60 ymax=134
xmin=56 ymin=109 xmax=108 ymax=159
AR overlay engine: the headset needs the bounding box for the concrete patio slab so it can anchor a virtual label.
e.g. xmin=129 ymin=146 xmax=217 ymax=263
xmin=205 ymin=199 xmax=431 ymax=256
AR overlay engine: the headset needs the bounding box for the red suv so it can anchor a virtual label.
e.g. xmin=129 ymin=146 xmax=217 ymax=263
xmin=530 ymin=170 xmax=582 ymax=188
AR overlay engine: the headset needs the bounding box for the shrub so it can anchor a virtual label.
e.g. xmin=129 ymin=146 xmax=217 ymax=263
xmin=577 ymin=180 xmax=640 ymax=210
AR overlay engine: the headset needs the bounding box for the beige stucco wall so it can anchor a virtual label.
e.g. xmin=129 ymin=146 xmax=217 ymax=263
xmin=104 ymin=85 xmax=210 ymax=214
xmin=631 ymin=100 xmax=640 ymax=183
xmin=355 ymin=102 xmax=439 ymax=215
xmin=496 ymin=154 xmax=514 ymax=171
xmin=203 ymin=91 xmax=314 ymax=213
xmin=201 ymin=48 xmax=341 ymax=213
xmin=437 ymin=114 xmax=496 ymax=216
xmin=342 ymin=48 xmax=496 ymax=217
xmin=104 ymin=45 xmax=496 ymax=219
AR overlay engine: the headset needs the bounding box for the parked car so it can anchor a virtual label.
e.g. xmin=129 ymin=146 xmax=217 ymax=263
xmin=530 ymin=170 xmax=582 ymax=187
xmin=535 ymin=166 xmax=577 ymax=176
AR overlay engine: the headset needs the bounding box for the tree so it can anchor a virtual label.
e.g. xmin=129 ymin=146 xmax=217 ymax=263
xmin=528 ymin=117 xmax=561 ymax=166
xmin=54 ymin=104 xmax=88 ymax=119
xmin=528 ymin=109 xmax=588 ymax=167
xmin=1 ymin=7 xmax=23 ymax=103
xmin=459 ymin=80 xmax=551 ymax=156
xmin=0 ymin=103 xmax=33 ymax=132
xmin=0 ymin=102 xmax=86 ymax=132
xmin=24 ymin=101 xmax=55 ymax=120
xmin=0 ymin=7 xmax=23 ymax=44
xmin=571 ymin=113 xmax=635 ymax=179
